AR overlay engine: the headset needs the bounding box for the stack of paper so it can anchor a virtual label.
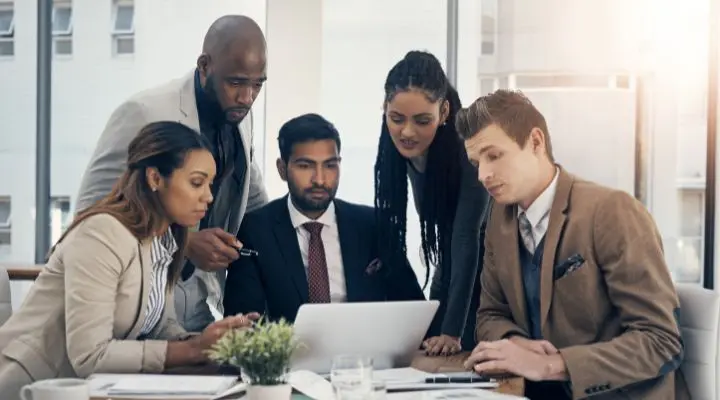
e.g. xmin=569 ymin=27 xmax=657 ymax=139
xmin=88 ymin=374 xmax=245 ymax=399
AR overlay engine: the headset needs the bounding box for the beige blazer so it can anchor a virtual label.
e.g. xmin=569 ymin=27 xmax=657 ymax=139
xmin=0 ymin=214 xmax=190 ymax=394
xmin=74 ymin=70 xmax=269 ymax=331
xmin=477 ymin=168 xmax=690 ymax=399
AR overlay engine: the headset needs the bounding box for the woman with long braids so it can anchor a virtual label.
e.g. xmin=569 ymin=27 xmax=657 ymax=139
xmin=375 ymin=51 xmax=490 ymax=355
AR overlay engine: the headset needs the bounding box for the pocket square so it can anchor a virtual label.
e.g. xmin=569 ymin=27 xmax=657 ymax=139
xmin=365 ymin=258 xmax=383 ymax=276
xmin=553 ymin=253 xmax=585 ymax=280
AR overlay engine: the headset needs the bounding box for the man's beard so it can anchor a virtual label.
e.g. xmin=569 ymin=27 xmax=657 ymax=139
xmin=288 ymin=180 xmax=336 ymax=213
xmin=204 ymin=74 xmax=250 ymax=124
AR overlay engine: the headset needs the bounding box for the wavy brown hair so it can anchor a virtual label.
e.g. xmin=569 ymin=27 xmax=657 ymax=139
xmin=53 ymin=121 xmax=212 ymax=286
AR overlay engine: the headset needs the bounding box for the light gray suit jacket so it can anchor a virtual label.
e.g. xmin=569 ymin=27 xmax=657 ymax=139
xmin=0 ymin=214 xmax=191 ymax=400
xmin=75 ymin=70 xmax=268 ymax=331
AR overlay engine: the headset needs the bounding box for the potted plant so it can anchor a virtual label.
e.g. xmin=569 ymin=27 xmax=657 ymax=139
xmin=207 ymin=318 xmax=300 ymax=400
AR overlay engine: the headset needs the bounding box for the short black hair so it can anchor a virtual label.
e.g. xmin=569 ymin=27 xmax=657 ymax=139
xmin=277 ymin=113 xmax=341 ymax=162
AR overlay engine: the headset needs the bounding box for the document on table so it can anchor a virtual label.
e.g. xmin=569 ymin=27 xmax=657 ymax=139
xmin=388 ymin=389 xmax=528 ymax=399
xmin=87 ymin=374 xmax=245 ymax=399
xmin=373 ymin=368 xmax=498 ymax=391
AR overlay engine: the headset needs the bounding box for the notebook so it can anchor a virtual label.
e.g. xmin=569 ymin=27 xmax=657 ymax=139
xmin=88 ymin=374 xmax=244 ymax=399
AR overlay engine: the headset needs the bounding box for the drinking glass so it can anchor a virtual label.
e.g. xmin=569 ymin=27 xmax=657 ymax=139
xmin=330 ymin=355 xmax=373 ymax=399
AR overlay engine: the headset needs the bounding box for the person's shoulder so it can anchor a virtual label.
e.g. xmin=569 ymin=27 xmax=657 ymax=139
xmin=75 ymin=214 xmax=137 ymax=242
xmin=334 ymin=199 xmax=374 ymax=222
xmin=114 ymin=70 xmax=193 ymax=116
xmin=566 ymin=172 xmax=648 ymax=222
xmin=243 ymin=197 xmax=287 ymax=224
xmin=61 ymin=213 xmax=139 ymax=261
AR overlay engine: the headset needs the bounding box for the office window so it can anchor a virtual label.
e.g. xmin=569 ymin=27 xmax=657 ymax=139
xmin=0 ymin=3 xmax=14 ymax=57
xmin=480 ymin=0 xmax=497 ymax=56
xmin=0 ymin=197 xmax=10 ymax=256
xmin=52 ymin=2 xmax=73 ymax=56
xmin=50 ymin=197 xmax=71 ymax=245
xmin=112 ymin=0 xmax=134 ymax=56
xmin=479 ymin=77 xmax=497 ymax=95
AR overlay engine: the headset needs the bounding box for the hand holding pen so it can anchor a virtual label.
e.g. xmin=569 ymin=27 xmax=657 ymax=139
xmin=186 ymin=228 xmax=259 ymax=272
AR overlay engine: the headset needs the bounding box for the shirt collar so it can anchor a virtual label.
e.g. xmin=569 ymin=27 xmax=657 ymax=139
xmin=519 ymin=167 xmax=560 ymax=228
xmin=151 ymin=227 xmax=178 ymax=264
xmin=287 ymin=195 xmax=336 ymax=230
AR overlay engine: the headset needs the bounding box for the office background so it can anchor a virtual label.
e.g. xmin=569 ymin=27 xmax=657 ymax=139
xmin=0 ymin=0 xmax=718 ymax=308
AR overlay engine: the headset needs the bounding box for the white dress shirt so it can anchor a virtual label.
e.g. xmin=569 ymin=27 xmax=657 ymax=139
xmin=139 ymin=228 xmax=178 ymax=336
xmin=518 ymin=168 xmax=560 ymax=252
xmin=287 ymin=196 xmax=347 ymax=302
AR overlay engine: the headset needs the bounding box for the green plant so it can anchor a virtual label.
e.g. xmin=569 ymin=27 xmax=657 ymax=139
xmin=206 ymin=318 xmax=301 ymax=386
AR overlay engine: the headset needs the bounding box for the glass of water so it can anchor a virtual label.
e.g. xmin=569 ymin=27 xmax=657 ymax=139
xmin=330 ymin=355 xmax=373 ymax=399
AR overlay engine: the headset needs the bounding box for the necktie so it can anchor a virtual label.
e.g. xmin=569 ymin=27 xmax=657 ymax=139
xmin=303 ymin=222 xmax=331 ymax=303
xmin=519 ymin=212 xmax=536 ymax=254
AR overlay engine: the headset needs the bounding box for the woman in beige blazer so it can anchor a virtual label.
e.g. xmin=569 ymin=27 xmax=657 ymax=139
xmin=0 ymin=121 xmax=256 ymax=398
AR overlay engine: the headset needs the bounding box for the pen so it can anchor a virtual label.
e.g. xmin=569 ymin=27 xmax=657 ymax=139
xmin=424 ymin=376 xmax=490 ymax=384
xmin=239 ymin=248 xmax=259 ymax=257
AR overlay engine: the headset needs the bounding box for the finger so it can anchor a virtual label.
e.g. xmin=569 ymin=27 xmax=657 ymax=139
xmin=441 ymin=344 xmax=452 ymax=355
xmin=224 ymin=315 xmax=251 ymax=328
xmin=422 ymin=337 xmax=437 ymax=349
xmin=463 ymin=348 xmax=504 ymax=368
xmin=472 ymin=340 xmax=503 ymax=354
xmin=210 ymin=237 xmax=240 ymax=262
xmin=213 ymin=229 xmax=243 ymax=248
xmin=541 ymin=341 xmax=559 ymax=354
xmin=245 ymin=312 xmax=261 ymax=320
xmin=474 ymin=360 xmax=507 ymax=376
xmin=430 ymin=341 xmax=445 ymax=356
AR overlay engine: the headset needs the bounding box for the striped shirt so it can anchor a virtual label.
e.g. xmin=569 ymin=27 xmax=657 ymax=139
xmin=138 ymin=228 xmax=178 ymax=336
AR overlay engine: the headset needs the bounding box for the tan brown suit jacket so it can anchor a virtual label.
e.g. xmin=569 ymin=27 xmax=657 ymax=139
xmin=476 ymin=168 xmax=691 ymax=399
xmin=0 ymin=214 xmax=191 ymax=398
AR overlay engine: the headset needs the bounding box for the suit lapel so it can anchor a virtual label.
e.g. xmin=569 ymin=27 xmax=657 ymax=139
xmin=539 ymin=168 xmax=573 ymax=331
xmin=272 ymin=197 xmax=309 ymax=303
xmin=177 ymin=70 xmax=201 ymax=133
xmin=127 ymin=241 xmax=152 ymax=339
xmin=334 ymin=200 xmax=364 ymax=301
xmin=497 ymin=204 xmax=530 ymax=334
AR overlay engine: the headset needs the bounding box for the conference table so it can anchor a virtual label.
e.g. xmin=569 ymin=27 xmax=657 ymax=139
xmin=6 ymin=267 xmax=524 ymax=398
xmin=140 ymin=352 xmax=524 ymax=399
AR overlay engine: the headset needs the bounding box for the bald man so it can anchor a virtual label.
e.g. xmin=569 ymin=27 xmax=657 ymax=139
xmin=75 ymin=15 xmax=269 ymax=332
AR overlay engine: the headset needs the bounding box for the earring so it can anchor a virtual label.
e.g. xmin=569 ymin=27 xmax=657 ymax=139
xmin=152 ymin=187 xmax=158 ymax=192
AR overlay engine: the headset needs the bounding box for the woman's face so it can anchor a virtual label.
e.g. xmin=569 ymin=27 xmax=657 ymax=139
xmin=155 ymin=149 xmax=216 ymax=228
xmin=384 ymin=89 xmax=448 ymax=159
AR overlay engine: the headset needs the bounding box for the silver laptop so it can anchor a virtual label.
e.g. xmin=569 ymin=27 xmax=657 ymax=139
xmin=289 ymin=300 xmax=440 ymax=374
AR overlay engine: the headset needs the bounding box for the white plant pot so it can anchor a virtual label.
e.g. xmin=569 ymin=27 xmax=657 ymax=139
xmin=246 ymin=383 xmax=292 ymax=400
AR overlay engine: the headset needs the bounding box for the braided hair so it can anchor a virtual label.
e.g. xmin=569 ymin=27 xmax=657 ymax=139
xmin=374 ymin=51 xmax=463 ymax=288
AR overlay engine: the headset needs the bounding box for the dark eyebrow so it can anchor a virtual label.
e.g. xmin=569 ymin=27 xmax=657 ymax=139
xmin=190 ymin=171 xmax=209 ymax=177
xmin=292 ymin=156 xmax=341 ymax=164
xmin=227 ymin=76 xmax=267 ymax=83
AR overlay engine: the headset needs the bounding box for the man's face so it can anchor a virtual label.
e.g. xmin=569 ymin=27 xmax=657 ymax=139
xmin=199 ymin=42 xmax=267 ymax=124
xmin=278 ymin=139 xmax=341 ymax=214
xmin=464 ymin=123 xmax=545 ymax=206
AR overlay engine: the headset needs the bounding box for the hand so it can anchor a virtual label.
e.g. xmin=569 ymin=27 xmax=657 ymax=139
xmin=422 ymin=335 xmax=461 ymax=356
xmin=508 ymin=336 xmax=558 ymax=355
xmin=187 ymin=228 xmax=242 ymax=271
xmin=190 ymin=313 xmax=261 ymax=356
xmin=463 ymin=339 xmax=559 ymax=381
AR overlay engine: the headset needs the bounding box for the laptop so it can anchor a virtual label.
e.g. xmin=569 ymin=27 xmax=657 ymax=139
xmin=289 ymin=300 xmax=440 ymax=374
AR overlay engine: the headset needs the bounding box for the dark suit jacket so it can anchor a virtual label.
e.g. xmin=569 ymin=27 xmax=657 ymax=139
xmin=223 ymin=197 xmax=426 ymax=322
xmin=477 ymin=167 xmax=690 ymax=400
